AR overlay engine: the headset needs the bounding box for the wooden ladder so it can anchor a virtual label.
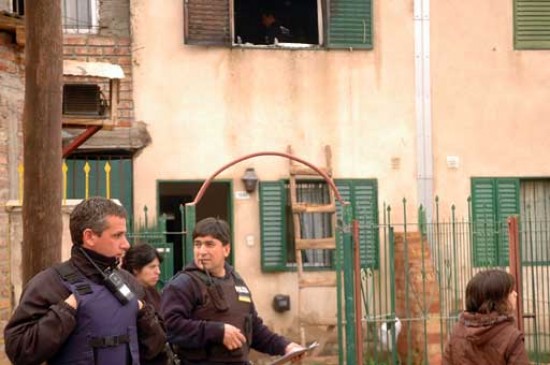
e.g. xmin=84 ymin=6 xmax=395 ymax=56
xmin=288 ymin=145 xmax=338 ymax=361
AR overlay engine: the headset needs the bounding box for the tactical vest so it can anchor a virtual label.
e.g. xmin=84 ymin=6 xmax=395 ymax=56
xmin=178 ymin=269 xmax=253 ymax=363
xmin=50 ymin=262 xmax=140 ymax=365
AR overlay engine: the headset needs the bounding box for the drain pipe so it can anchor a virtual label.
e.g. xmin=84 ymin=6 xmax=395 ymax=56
xmin=414 ymin=0 xmax=433 ymax=222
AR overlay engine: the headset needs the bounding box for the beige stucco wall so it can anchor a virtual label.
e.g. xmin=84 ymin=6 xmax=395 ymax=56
xmin=130 ymin=0 xmax=418 ymax=337
xmin=431 ymin=0 xmax=550 ymax=216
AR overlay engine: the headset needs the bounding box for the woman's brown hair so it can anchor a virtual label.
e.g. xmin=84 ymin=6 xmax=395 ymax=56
xmin=465 ymin=269 xmax=515 ymax=315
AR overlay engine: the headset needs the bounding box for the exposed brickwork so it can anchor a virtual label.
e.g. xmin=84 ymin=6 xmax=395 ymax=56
xmin=394 ymin=232 xmax=443 ymax=365
xmin=63 ymin=35 xmax=135 ymax=126
xmin=0 ymin=29 xmax=24 ymax=365
xmin=0 ymin=4 xmax=134 ymax=364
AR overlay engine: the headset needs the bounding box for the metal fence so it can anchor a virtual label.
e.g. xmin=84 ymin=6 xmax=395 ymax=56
xmin=126 ymin=205 xmax=187 ymax=288
xmin=357 ymin=198 xmax=550 ymax=365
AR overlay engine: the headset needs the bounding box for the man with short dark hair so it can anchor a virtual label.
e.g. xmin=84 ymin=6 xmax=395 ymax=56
xmin=4 ymin=197 xmax=166 ymax=365
xmin=161 ymin=217 xmax=303 ymax=365
xmin=259 ymin=9 xmax=291 ymax=45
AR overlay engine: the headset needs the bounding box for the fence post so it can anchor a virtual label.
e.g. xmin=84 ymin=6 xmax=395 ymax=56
xmin=507 ymin=216 xmax=523 ymax=332
xmin=352 ymin=220 xmax=363 ymax=365
xmin=184 ymin=203 xmax=196 ymax=266
xmin=342 ymin=203 xmax=357 ymax=365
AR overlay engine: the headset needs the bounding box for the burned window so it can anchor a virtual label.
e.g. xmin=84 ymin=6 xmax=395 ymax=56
xmin=234 ymin=0 xmax=319 ymax=45
xmin=183 ymin=0 xmax=373 ymax=49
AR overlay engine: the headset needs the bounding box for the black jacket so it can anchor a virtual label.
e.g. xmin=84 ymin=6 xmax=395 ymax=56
xmin=161 ymin=262 xmax=290 ymax=364
xmin=4 ymin=246 xmax=167 ymax=365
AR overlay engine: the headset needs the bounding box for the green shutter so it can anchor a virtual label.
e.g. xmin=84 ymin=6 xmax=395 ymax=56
xmin=184 ymin=0 xmax=231 ymax=46
xmin=353 ymin=180 xmax=379 ymax=268
xmin=514 ymin=0 xmax=550 ymax=49
xmin=495 ymin=179 xmax=520 ymax=264
xmin=471 ymin=178 xmax=520 ymax=266
xmin=335 ymin=181 xmax=351 ymax=268
xmin=471 ymin=178 xmax=499 ymax=266
xmin=328 ymin=0 xmax=373 ymax=49
xmin=336 ymin=179 xmax=379 ymax=268
xmin=259 ymin=181 xmax=287 ymax=272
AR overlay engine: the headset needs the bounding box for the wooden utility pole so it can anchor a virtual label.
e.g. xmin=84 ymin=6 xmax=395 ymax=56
xmin=22 ymin=1 xmax=63 ymax=284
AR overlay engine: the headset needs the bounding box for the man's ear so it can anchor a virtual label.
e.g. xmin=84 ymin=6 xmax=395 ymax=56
xmin=223 ymin=243 xmax=231 ymax=258
xmin=82 ymin=228 xmax=95 ymax=248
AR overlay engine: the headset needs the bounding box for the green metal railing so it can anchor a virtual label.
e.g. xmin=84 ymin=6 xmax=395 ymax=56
xmin=127 ymin=205 xmax=187 ymax=288
xmin=358 ymin=197 xmax=550 ymax=364
xmin=127 ymin=195 xmax=550 ymax=364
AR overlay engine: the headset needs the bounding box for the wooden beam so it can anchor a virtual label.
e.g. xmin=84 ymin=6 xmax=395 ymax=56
xmin=62 ymin=117 xmax=114 ymax=130
xmin=295 ymin=237 xmax=336 ymax=250
xmin=110 ymin=79 xmax=119 ymax=125
xmin=290 ymin=165 xmax=332 ymax=176
xmin=0 ymin=13 xmax=25 ymax=45
xmin=292 ymin=203 xmax=336 ymax=214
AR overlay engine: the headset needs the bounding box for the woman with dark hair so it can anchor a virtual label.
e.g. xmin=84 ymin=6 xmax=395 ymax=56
xmin=443 ymin=269 xmax=529 ymax=365
xmin=123 ymin=244 xmax=170 ymax=365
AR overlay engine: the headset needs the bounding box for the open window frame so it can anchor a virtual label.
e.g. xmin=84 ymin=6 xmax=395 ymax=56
xmin=183 ymin=0 xmax=373 ymax=50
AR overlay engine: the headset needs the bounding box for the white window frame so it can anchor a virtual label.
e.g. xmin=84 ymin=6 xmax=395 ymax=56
xmin=62 ymin=0 xmax=99 ymax=34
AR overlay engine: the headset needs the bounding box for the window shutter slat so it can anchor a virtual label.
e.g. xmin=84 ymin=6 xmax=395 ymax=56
xmin=335 ymin=179 xmax=379 ymax=268
xmin=353 ymin=180 xmax=379 ymax=268
xmin=514 ymin=0 xmax=550 ymax=49
xmin=184 ymin=0 xmax=231 ymax=46
xmin=335 ymin=181 xmax=352 ymax=267
xmin=260 ymin=181 xmax=287 ymax=272
xmin=328 ymin=0 xmax=373 ymax=49
xmin=471 ymin=178 xmax=498 ymax=266
xmin=495 ymin=179 xmax=520 ymax=265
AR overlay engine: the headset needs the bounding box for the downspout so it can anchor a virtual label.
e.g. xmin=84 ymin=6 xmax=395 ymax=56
xmin=414 ymin=0 xmax=433 ymax=221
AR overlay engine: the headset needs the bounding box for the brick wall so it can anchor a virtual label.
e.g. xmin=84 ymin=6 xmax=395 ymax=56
xmin=63 ymin=34 xmax=134 ymax=127
xmin=394 ymin=232 xmax=443 ymax=365
xmin=0 ymin=3 xmax=135 ymax=363
xmin=0 ymin=30 xmax=24 ymax=365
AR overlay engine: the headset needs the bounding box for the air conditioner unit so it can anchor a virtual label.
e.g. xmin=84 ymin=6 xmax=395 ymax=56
xmin=63 ymin=84 xmax=107 ymax=117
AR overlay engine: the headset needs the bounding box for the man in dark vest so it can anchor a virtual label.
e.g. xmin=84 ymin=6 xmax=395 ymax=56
xmin=4 ymin=197 xmax=166 ymax=365
xmin=161 ymin=217 xmax=304 ymax=365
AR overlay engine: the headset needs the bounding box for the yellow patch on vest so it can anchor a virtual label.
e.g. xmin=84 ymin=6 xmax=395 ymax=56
xmin=238 ymin=295 xmax=251 ymax=303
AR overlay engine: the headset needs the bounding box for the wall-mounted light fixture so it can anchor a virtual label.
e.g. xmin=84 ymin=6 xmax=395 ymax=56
xmin=241 ymin=167 xmax=259 ymax=193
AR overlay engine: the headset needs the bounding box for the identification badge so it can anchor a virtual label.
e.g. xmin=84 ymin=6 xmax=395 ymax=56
xmin=238 ymin=295 xmax=252 ymax=303
xmin=235 ymin=285 xmax=250 ymax=294
xmin=235 ymin=285 xmax=251 ymax=302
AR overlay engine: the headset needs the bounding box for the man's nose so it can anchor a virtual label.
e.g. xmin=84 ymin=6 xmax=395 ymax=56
xmin=121 ymin=237 xmax=130 ymax=250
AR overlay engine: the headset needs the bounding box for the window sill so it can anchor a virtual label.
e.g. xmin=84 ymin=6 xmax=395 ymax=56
xmin=63 ymin=28 xmax=99 ymax=35
xmin=232 ymin=43 xmax=323 ymax=51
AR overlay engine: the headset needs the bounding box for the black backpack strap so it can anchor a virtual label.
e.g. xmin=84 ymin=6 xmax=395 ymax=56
xmin=55 ymin=262 xmax=93 ymax=295
xmin=231 ymin=270 xmax=246 ymax=286
xmin=184 ymin=270 xmax=229 ymax=312
xmin=184 ymin=270 xmax=211 ymax=285
xmin=55 ymin=262 xmax=81 ymax=284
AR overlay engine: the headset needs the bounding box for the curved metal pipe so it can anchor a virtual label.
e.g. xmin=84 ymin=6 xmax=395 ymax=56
xmin=189 ymin=151 xmax=347 ymax=206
